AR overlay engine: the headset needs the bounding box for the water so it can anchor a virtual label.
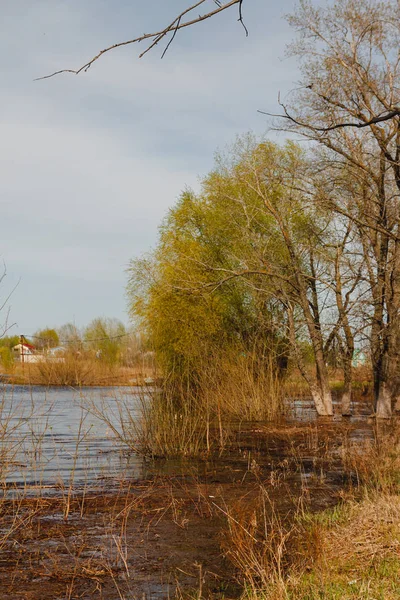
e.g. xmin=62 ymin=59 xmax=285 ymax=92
xmin=0 ymin=386 xmax=384 ymax=599
xmin=0 ymin=384 xmax=145 ymax=492
xmin=0 ymin=385 xmax=377 ymax=497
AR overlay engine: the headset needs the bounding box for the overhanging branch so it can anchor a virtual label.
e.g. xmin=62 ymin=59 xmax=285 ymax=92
xmin=36 ymin=0 xmax=246 ymax=80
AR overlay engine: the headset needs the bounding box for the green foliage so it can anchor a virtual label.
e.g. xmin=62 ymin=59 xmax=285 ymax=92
xmin=127 ymin=136 xmax=325 ymax=384
xmin=33 ymin=327 xmax=59 ymax=350
xmin=0 ymin=347 xmax=14 ymax=370
xmin=0 ymin=335 xmax=19 ymax=349
xmin=84 ymin=317 xmax=126 ymax=366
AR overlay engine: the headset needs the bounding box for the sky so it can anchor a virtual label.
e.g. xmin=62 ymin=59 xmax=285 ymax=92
xmin=1 ymin=0 xmax=303 ymax=336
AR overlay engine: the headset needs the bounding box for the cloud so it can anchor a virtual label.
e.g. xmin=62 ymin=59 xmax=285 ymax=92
xmin=1 ymin=0 xmax=300 ymax=330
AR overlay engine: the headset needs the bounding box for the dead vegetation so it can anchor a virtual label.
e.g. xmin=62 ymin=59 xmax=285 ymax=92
xmin=1 ymin=380 xmax=400 ymax=599
xmin=7 ymin=356 xmax=155 ymax=387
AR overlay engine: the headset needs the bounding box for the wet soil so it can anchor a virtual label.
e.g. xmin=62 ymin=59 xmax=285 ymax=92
xmin=0 ymin=403 xmax=379 ymax=600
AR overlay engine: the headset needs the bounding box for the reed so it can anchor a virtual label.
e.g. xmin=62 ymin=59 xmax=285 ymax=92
xmin=8 ymin=353 xmax=151 ymax=387
xmin=132 ymin=351 xmax=284 ymax=458
xmin=202 ymin=351 xmax=283 ymax=422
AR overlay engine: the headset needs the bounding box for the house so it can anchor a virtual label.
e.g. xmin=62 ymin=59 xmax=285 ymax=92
xmin=12 ymin=343 xmax=42 ymax=364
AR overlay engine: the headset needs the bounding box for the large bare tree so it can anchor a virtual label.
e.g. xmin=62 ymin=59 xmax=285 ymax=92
xmin=271 ymin=0 xmax=400 ymax=417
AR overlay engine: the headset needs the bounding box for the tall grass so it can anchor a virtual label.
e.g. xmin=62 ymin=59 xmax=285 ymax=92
xmin=11 ymin=354 xmax=135 ymax=387
xmin=0 ymin=390 xmax=32 ymax=482
xmin=203 ymin=351 xmax=283 ymax=422
xmin=221 ymin=486 xmax=310 ymax=595
xmin=135 ymin=351 xmax=283 ymax=457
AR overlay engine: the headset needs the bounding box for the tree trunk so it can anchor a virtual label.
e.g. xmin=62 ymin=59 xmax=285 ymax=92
xmin=310 ymin=385 xmax=334 ymax=416
xmin=376 ymin=380 xmax=392 ymax=419
xmin=287 ymin=303 xmax=333 ymax=416
xmin=341 ymin=350 xmax=352 ymax=416
xmin=340 ymin=347 xmax=352 ymax=416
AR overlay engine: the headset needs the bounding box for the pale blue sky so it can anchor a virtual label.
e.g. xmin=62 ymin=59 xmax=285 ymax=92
xmin=1 ymin=0 xmax=302 ymax=335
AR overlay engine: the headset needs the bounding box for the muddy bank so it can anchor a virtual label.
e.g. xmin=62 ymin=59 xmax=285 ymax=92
xmin=0 ymin=414 xmax=378 ymax=600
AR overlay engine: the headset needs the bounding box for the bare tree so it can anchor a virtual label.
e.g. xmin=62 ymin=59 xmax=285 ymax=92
xmin=37 ymin=0 xmax=247 ymax=80
xmin=269 ymin=0 xmax=400 ymax=417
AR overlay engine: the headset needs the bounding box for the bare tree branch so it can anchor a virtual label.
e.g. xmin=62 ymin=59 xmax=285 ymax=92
xmin=36 ymin=0 xmax=247 ymax=81
xmin=258 ymin=104 xmax=400 ymax=132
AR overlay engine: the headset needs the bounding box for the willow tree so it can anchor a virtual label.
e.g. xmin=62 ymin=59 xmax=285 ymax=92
xmin=127 ymin=186 xmax=286 ymax=384
xmin=128 ymin=137 xmax=358 ymax=416
xmin=202 ymin=138 xmax=347 ymax=416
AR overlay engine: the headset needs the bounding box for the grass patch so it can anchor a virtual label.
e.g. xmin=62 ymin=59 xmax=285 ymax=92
xmin=227 ymin=491 xmax=400 ymax=600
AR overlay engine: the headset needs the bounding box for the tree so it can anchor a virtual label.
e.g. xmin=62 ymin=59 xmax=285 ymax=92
xmin=0 ymin=335 xmax=20 ymax=349
xmin=198 ymin=138 xmax=348 ymax=416
xmin=128 ymin=136 xmax=359 ymax=416
xmin=273 ymin=0 xmax=400 ymax=417
xmin=84 ymin=317 xmax=126 ymax=366
xmin=57 ymin=323 xmax=82 ymax=352
xmin=128 ymin=170 xmax=291 ymax=392
xmin=33 ymin=328 xmax=59 ymax=351
xmin=39 ymin=0 xmax=247 ymax=80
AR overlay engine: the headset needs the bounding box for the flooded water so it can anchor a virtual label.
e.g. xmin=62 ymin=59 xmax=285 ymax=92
xmin=0 ymin=386 xmax=389 ymax=599
xmin=0 ymin=384 xmax=145 ymax=492
xmin=0 ymin=384 xmax=378 ymax=497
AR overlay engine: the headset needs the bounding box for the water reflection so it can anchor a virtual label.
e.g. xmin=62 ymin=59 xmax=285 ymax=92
xmin=0 ymin=384 xmax=145 ymax=492
xmin=0 ymin=384 xmax=385 ymax=498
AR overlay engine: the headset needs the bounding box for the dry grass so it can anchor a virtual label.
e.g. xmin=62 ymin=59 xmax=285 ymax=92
xmin=343 ymin=422 xmax=400 ymax=494
xmin=8 ymin=356 xmax=155 ymax=387
xmin=218 ymin=426 xmax=400 ymax=600
xmin=130 ymin=352 xmax=284 ymax=458
xmin=221 ymin=486 xmax=400 ymax=600
xmin=203 ymin=352 xmax=283 ymax=422
xmin=319 ymin=493 xmax=400 ymax=571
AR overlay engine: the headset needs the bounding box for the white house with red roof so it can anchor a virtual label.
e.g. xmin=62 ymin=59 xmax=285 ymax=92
xmin=12 ymin=342 xmax=42 ymax=364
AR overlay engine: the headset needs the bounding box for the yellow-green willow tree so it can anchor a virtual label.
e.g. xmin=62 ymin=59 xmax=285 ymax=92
xmin=128 ymin=138 xmax=359 ymax=416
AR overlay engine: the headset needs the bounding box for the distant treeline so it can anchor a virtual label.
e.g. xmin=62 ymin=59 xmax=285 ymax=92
xmin=0 ymin=318 xmax=152 ymax=369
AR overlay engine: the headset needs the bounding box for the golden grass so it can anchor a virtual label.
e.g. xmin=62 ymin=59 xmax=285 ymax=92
xmin=221 ymin=486 xmax=400 ymax=600
xmin=7 ymin=357 xmax=156 ymax=387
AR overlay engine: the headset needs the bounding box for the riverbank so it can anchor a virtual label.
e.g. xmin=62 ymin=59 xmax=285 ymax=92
xmin=2 ymin=412 xmax=398 ymax=599
xmin=0 ymin=363 xmax=159 ymax=387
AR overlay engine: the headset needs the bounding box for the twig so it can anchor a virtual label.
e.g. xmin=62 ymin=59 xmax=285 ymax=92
xmin=36 ymin=0 xmax=245 ymax=80
xmin=238 ymin=0 xmax=248 ymax=36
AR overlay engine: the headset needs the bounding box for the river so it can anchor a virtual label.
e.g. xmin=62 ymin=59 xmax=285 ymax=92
xmin=0 ymin=384 xmax=145 ymax=493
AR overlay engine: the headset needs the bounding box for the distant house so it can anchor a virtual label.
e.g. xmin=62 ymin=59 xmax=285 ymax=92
xmin=12 ymin=343 xmax=42 ymax=364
